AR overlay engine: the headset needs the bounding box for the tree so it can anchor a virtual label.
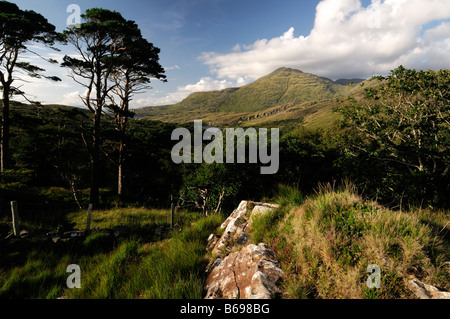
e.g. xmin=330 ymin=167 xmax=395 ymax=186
xmin=0 ymin=0 xmax=61 ymax=171
xmin=180 ymin=162 xmax=242 ymax=216
xmin=337 ymin=66 xmax=450 ymax=207
xmin=107 ymin=36 xmax=166 ymax=202
xmin=61 ymin=8 xmax=141 ymax=208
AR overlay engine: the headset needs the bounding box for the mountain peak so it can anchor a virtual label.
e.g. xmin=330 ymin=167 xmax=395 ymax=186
xmin=272 ymin=67 xmax=304 ymax=74
xmin=172 ymin=67 xmax=352 ymax=112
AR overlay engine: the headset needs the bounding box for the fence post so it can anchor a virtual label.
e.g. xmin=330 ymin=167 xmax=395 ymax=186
xmin=86 ymin=203 xmax=93 ymax=233
xmin=11 ymin=201 xmax=19 ymax=236
xmin=171 ymin=195 xmax=175 ymax=229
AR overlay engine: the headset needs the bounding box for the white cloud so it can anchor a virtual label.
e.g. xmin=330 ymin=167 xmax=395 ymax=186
xmin=200 ymin=0 xmax=450 ymax=80
xmin=134 ymin=77 xmax=238 ymax=107
xmin=61 ymin=91 xmax=84 ymax=106
xmin=165 ymin=65 xmax=181 ymax=71
xmin=183 ymin=77 xmax=234 ymax=92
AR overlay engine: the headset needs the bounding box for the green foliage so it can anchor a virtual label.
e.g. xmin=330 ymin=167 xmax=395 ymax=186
xmin=337 ymin=66 xmax=450 ymax=208
xmin=0 ymin=1 xmax=59 ymax=46
xmin=180 ymin=162 xmax=242 ymax=215
xmin=278 ymin=127 xmax=342 ymax=193
xmin=0 ymin=168 xmax=33 ymax=191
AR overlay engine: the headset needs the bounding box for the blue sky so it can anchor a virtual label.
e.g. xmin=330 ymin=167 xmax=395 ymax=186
xmin=7 ymin=0 xmax=450 ymax=108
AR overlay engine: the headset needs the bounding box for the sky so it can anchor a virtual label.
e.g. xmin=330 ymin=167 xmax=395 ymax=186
xmin=7 ymin=0 xmax=450 ymax=108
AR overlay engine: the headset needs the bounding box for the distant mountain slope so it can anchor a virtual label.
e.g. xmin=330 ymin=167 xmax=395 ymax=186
xmin=134 ymin=67 xmax=364 ymax=117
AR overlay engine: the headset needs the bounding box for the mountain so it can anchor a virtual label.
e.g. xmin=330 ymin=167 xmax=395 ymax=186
xmin=178 ymin=67 xmax=355 ymax=112
xmin=134 ymin=67 xmax=367 ymax=129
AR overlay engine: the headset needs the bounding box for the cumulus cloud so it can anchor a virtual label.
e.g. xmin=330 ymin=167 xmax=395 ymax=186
xmin=61 ymin=91 xmax=84 ymax=107
xmin=136 ymin=77 xmax=238 ymax=106
xmin=200 ymin=0 xmax=450 ymax=80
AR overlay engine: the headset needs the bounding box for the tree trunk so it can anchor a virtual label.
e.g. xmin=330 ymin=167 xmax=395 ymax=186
xmin=89 ymin=105 xmax=102 ymax=208
xmin=1 ymin=83 xmax=10 ymax=172
xmin=117 ymin=139 xmax=124 ymax=202
xmin=117 ymin=102 xmax=128 ymax=203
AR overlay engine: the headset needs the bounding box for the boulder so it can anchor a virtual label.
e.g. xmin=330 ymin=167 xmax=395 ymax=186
xmin=20 ymin=230 xmax=30 ymax=238
xmin=204 ymin=243 xmax=283 ymax=299
xmin=407 ymin=278 xmax=450 ymax=299
xmin=205 ymin=201 xmax=283 ymax=299
xmin=208 ymin=201 xmax=279 ymax=257
xmin=63 ymin=230 xmax=85 ymax=238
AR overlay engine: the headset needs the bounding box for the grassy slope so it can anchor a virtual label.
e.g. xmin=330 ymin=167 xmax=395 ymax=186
xmin=0 ymin=207 xmax=224 ymax=299
xmin=133 ymin=68 xmax=365 ymax=129
xmin=1 ymin=187 xmax=448 ymax=299
xmin=253 ymin=185 xmax=450 ymax=299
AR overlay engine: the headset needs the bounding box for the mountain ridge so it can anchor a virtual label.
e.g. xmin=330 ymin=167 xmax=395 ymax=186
xmin=134 ymin=67 xmax=365 ymax=118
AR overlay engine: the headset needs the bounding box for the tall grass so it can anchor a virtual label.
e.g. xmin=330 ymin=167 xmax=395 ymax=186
xmin=67 ymin=207 xmax=201 ymax=230
xmin=0 ymin=207 xmax=224 ymax=299
xmin=65 ymin=213 xmax=223 ymax=299
xmin=268 ymin=183 xmax=449 ymax=299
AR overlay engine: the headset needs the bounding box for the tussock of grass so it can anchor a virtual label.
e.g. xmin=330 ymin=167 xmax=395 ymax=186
xmin=267 ymin=183 xmax=449 ymax=299
xmin=273 ymin=184 xmax=304 ymax=207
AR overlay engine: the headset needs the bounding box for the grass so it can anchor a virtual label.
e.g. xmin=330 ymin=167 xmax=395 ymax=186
xmin=0 ymin=207 xmax=224 ymax=299
xmin=67 ymin=207 xmax=179 ymax=230
xmin=254 ymin=183 xmax=449 ymax=299
xmin=1 ymin=185 xmax=448 ymax=299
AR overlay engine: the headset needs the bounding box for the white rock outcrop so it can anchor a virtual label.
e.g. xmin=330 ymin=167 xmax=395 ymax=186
xmin=407 ymin=278 xmax=450 ymax=299
xmin=204 ymin=201 xmax=283 ymax=299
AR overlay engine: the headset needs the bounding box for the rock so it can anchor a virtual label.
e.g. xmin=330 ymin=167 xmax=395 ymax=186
xmin=204 ymin=243 xmax=283 ymax=299
xmin=20 ymin=230 xmax=30 ymax=238
xmin=210 ymin=201 xmax=279 ymax=257
xmin=63 ymin=231 xmax=85 ymax=238
xmin=211 ymin=201 xmax=251 ymax=257
xmin=407 ymin=278 xmax=450 ymax=299
xmin=206 ymin=234 xmax=220 ymax=252
xmin=204 ymin=200 xmax=282 ymax=299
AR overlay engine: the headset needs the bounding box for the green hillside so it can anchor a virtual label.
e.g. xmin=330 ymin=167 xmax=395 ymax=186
xmin=134 ymin=68 xmax=364 ymax=123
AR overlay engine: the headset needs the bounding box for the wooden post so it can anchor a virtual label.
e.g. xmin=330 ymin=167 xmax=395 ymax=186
xmin=10 ymin=201 xmax=19 ymax=236
xmin=170 ymin=195 xmax=175 ymax=229
xmin=86 ymin=203 xmax=93 ymax=233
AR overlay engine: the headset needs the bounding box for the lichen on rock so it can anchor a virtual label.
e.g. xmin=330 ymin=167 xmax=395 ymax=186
xmin=204 ymin=200 xmax=283 ymax=299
